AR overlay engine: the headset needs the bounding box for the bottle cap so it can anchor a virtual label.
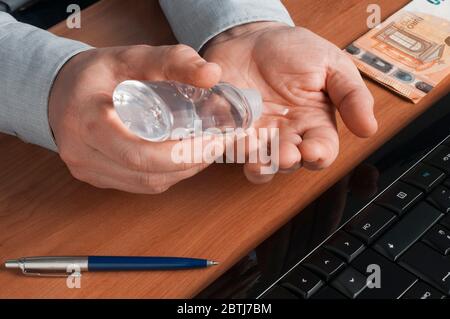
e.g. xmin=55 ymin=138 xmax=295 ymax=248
xmin=241 ymin=88 xmax=263 ymax=123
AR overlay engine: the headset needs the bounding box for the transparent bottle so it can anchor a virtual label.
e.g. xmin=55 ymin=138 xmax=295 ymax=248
xmin=112 ymin=80 xmax=263 ymax=141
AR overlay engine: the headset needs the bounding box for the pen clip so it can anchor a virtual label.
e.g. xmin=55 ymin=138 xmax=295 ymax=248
xmin=22 ymin=269 xmax=82 ymax=278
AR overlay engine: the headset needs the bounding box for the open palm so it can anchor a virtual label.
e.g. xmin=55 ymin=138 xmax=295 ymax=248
xmin=203 ymin=23 xmax=378 ymax=182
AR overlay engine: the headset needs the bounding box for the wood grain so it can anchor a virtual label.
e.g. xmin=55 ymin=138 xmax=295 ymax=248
xmin=0 ymin=0 xmax=448 ymax=298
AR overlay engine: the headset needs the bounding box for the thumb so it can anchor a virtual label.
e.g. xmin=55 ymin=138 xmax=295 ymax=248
xmin=326 ymin=52 xmax=378 ymax=137
xmin=158 ymin=44 xmax=222 ymax=88
xmin=117 ymin=44 xmax=222 ymax=88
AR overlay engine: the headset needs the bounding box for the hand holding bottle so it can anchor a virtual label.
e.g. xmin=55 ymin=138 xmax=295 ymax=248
xmin=49 ymin=45 xmax=223 ymax=194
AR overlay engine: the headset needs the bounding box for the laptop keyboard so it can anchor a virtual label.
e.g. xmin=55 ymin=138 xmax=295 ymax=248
xmin=262 ymin=136 xmax=450 ymax=299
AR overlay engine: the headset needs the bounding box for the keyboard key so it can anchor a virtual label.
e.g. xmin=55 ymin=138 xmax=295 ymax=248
xmin=399 ymin=242 xmax=450 ymax=294
xmin=401 ymin=163 xmax=445 ymax=192
xmin=330 ymin=267 xmax=367 ymax=299
xmin=345 ymin=205 xmax=396 ymax=244
xmin=303 ymin=249 xmax=346 ymax=281
xmin=374 ymin=202 xmax=442 ymax=261
xmin=375 ymin=181 xmax=423 ymax=215
xmin=352 ymin=249 xmax=417 ymax=299
xmin=262 ymin=286 xmax=299 ymax=299
xmin=427 ymin=186 xmax=450 ymax=213
xmin=441 ymin=214 xmax=450 ymax=229
xmin=424 ymin=145 xmax=450 ymax=174
xmin=422 ymin=224 xmax=450 ymax=255
xmin=324 ymin=231 xmax=365 ymax=262
xmin=281 ymin=266 xmax=324 ymax=299
xmin=311 ymin=286 xmax=347 ymax=299
xmin=402 ymin=281 xmax=446 ymax=299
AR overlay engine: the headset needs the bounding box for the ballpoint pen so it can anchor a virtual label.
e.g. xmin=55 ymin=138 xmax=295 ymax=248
xmin=4 ymin=256 xmax=219 ymax=277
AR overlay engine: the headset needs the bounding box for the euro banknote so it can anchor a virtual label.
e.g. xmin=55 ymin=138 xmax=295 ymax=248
xmin=345 ymin=0 xmax=450 ymax=103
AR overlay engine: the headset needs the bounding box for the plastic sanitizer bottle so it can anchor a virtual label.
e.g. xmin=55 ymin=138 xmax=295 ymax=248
xmin=112 ymin=80 xmax=263 ymax=141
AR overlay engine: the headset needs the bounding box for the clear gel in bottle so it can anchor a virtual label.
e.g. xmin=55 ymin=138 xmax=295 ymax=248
xmin=112 ymin=80 xmax=263 ymax=141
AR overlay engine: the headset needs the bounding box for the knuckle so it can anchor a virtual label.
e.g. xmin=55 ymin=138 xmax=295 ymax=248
xmin=116 ymin=45 xmax=154 ymax=76
xmin=149 ymin=184 xmax=170 ymax=194
xmin=119 ymin=45 xmax=151 ymax=59
xmin=102 ymin=107 xmax=119 ymax=127
xmin=119 ymin=147 xmax=143 ymax=170
xmin=145 ymin=174 xmax=170 ymax=194
xmin=132 ymin=44 xmax=152 ymax=51
xmin=68 ymin=167 xmax=87 ymax=181
xmin=132 ymin=44 xmax=152 ymax=50
xmin=137 ymin=173 xmax=154 ymax=187
xmin=166 ymin=44 xmax=192 ymax=58
xmin=67 ymin=167 xmax=111 ymax=189
xmin=173 ymin=43 xmax=191 ymax=52
xmin=59 ymin=148 xmax=81 ymax=167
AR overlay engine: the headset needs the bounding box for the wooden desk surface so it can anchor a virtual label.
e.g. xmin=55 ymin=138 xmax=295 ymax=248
xmin=0 ymin=0 xmax=448 ymax=298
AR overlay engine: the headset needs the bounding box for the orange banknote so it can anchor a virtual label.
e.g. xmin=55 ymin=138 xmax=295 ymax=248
xmin=345 ymin=0 xmax=450 ymax=103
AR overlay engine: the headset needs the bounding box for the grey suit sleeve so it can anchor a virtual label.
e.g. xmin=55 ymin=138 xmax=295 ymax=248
xmin=159 ymin=0 xmax=294 ymax=51
xmin=0 ymin=13 xmax=92 ymax=151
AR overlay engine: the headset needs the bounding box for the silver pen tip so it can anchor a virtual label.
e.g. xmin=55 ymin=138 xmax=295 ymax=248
xmin=5 ymin=259 xmax=19 ymax=269
xmin=207 ymin=260 xmax=219 ymax=267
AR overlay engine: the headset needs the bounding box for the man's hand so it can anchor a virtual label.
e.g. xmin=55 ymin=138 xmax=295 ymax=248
xmin=203 ymin=22 xmax=378 ymax=183
xmin=49 ymin=45 xmax=222 ymax=193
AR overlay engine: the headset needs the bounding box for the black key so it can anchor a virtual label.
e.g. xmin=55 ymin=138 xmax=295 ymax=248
xmin=374 ymin=202 xmax=442 ymax=261
xmin=303 ymin=249 xmax=346 ymax=281
xmin=441 ymin=214 xmax=450 ymax=229
xmin=352 ymin=249 xmax=417 ymax=299
xmin=324 ymin=231 xmax=365 ymax=262
xmin=445 ymin=179 xmax=450 ymax=188
xmin=424 ymin=145 xmax=450 ymax=174
xmin=262 ymin=286 xmax=299 ymax=299
xmin=401 ymin=163 xmax=445 ymax=192
xmin=330 ymin=267 xmax=367 ymax=299
xmin=399 ymin=242 xmax=450 ymax=294
xmin=375 ymin=181 xmax=423 ymax=215
xmin=427 ymin=186 xmax=450 ymax=214
xmin=311 ymin=286 xmax=346 ymax=299
xmin=345 ymin=205 xmax=396 ymax=244
xmin=402 ymin=281 xmax=446 ymax=299
xmin=281 ymin=267 xmax=323 ymax=299
xmin=422 ymin=224 xmax=450 ymax=255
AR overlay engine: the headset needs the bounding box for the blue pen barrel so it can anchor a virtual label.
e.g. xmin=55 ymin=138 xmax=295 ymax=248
xmin=87 ymin=256 xmax=207 ymax=271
